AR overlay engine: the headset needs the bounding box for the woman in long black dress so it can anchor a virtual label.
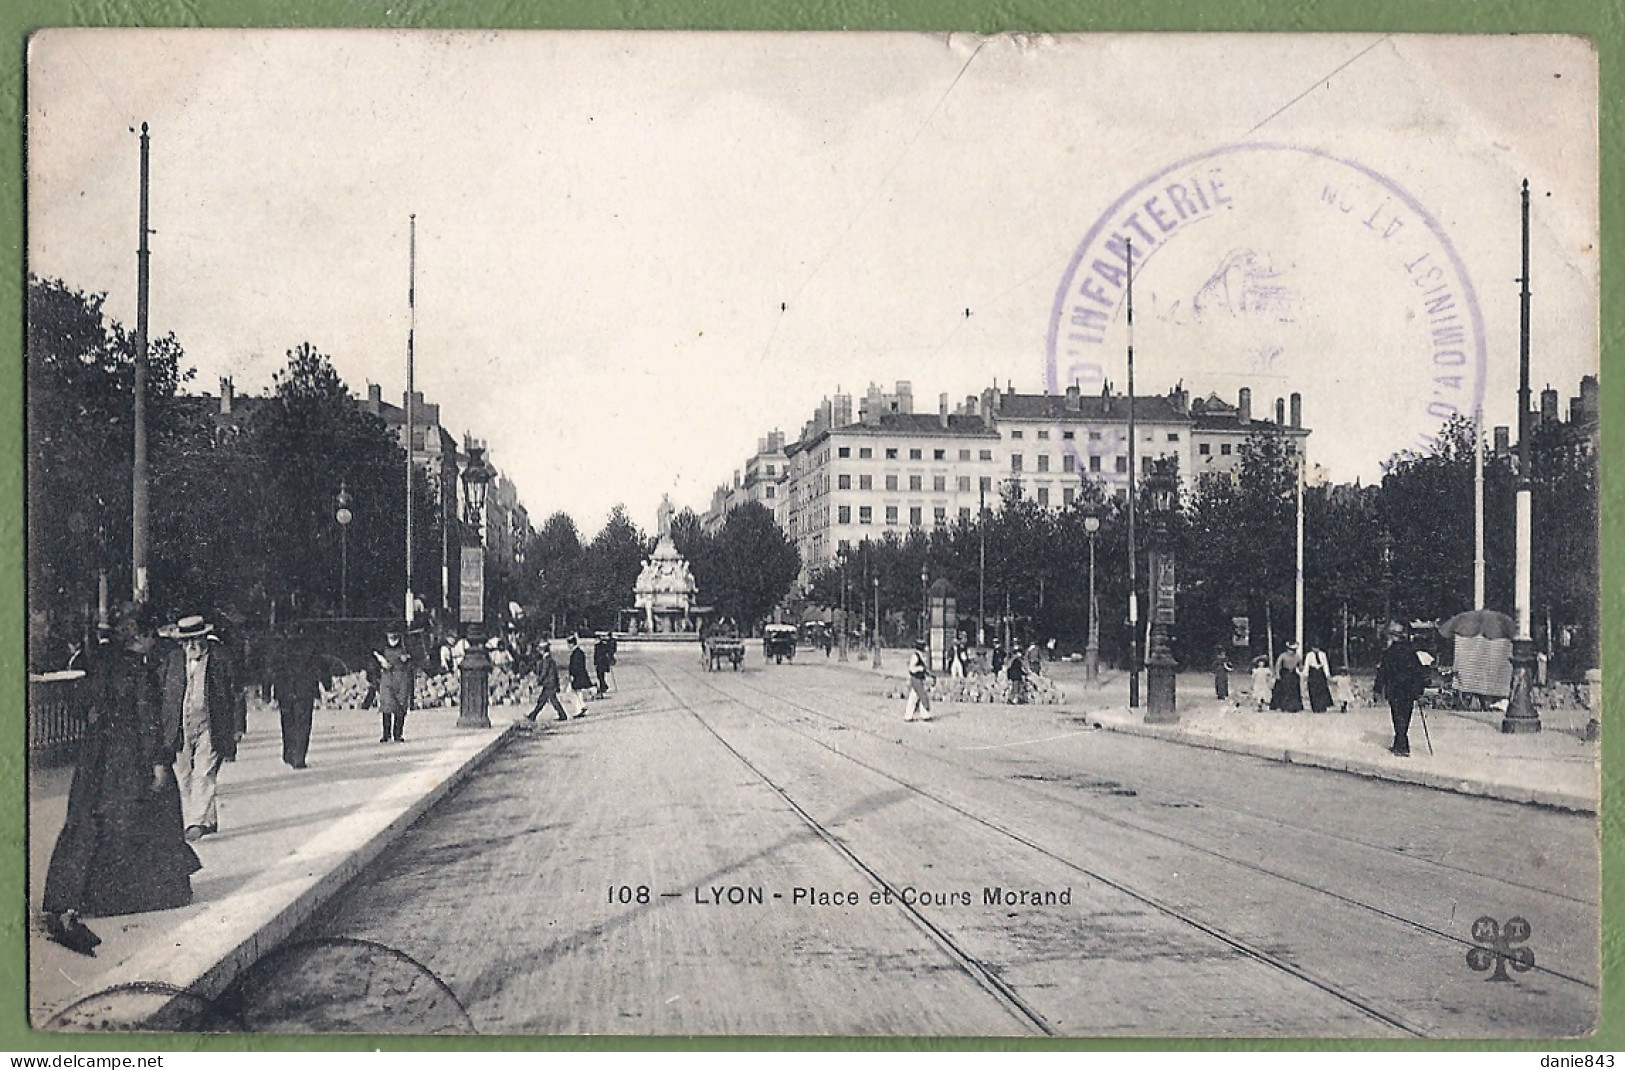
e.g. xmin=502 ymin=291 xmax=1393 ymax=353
xmin=1269 ymin=643 xmax=1304 ymax=712
xmin=1304 ymin=643 xmax=1334 ymax=713
xmin=41 ymin=603 xmax=201 ymax=954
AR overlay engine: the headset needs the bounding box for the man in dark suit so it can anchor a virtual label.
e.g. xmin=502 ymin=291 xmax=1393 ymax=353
xmin=270 ymin=625 xmax=331 ymax=768
xmin=566 ymin=634 xmax=593 ymax=718
xmin=524 ymin=640 xmax=568 ymax=724
xmin=1375 ymin=623 xmax=1429 ymax=757
xmin=161 ymin=615 xmax=244 ymax=840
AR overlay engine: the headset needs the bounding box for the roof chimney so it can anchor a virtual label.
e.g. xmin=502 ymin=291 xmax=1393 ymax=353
xmin=1540 ymin=385 xmax=1559 ymax=423
xmin=1065 ymin=382 xmax=1081 ymax=410
xmin=219 ymin=376 xmax=234 ymax=415
xmin=1275 ymin=397 xmax=1286 ymax=425
xmin=939 ymin=392 xmax=949 ymax=429
xmin=1289 ymin=392 xmax=1302 ymax=429
xmin=1238 ymin=387 xmax=1251 ymax=425
xmin=367 ymin=382 xmax=382 ymax=414
xmin=1493 ymin=425 xmax=1511 ymax=456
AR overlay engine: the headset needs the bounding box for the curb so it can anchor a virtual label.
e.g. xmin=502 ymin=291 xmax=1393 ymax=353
xmin=1087 ymin=716 xmax=1596 ymax=815
xmin=61 ymin=722 xmax=519 ymax=1026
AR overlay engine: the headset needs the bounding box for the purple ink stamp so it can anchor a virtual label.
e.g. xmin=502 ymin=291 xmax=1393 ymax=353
xmin=1045 ymin=142 xmax=1487 ymax=478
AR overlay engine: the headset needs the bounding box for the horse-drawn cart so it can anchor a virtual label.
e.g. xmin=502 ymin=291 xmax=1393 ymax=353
xmin=703 ymin=634 xmax=746 ymax=671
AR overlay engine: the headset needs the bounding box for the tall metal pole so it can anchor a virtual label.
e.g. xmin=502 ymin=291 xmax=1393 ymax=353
xmin=872 ymin=575 xmax=881 ymax=668
xmin=1504 ymin=179 xmax=1540 ymax=733
xmin=977 ymin=479 xmax=986 ymax=647
xmin=1085 ymin=528 xmax=1099 ymax=683
xmin=405 ymin=214 xmax=417 ymax=625
xmin=1295 ymin=446 xmax=1305 ymax=651
xmin=839 ymin=556 xmax=848 ymax=661
xmin=1126 ymin=237 xmax=1140 ymax=708
xmin=131 ymin=123 xmax=152 ymax=604
xmin=1474 ymin=405 xmax=1486 ymax=610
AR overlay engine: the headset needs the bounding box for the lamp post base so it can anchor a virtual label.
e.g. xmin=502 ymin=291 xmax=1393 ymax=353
xmin=1500 ymin=636 xmax=1541 ymax=734
xmin=458 ymin=624 xmax=493 ymax=729
xmin=1084 ymin=644 xmax=1099 ymax=685
xmin=1145 ymin=654 xmax=1178 ymax=723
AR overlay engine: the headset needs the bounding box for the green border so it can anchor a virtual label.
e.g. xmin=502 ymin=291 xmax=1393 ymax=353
xmin=1 ymin=0 xmax=1616 ymax=1055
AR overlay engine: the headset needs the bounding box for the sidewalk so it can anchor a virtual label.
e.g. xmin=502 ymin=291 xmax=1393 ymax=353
xmin=27 ymin=697 xmax=520 ymax=1029
xmin=857 ymin=651 xmax=1599 ymax=814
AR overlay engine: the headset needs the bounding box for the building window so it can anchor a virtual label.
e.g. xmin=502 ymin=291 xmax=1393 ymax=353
xmin=1142 ymin=455 xmax=1154 ymax=474
xmin=909 ymin=475 xmax=922 ymax=491
xmin=934 ymin=449 xmax=946 ymax=460
xmin=886 ymin=505 xmax=898 ymax=525
xmin=1089 ymin=431 xmax=1102 ymax=441
xmin=1063 ymin=431 xmax=1075 ymax=440
xmin=1090 ymin=454 xmax=1102 ymax=473
xmin=1116 ymin=456 xmax=1127 ymax=473
xmin=1167 ymin=433 xmax=1180 ymax=442
xmin=1038 ymin=429 xmax=1050 ymax=440
xmin=980 ymin=476 xmax=993 ymax=492
xmin=765 ymin=485 xmax=775 ymax=499
xmin=859 ymin=506 xmax=872 ymax=524
xmin=839 ymin=539 xmax=851 ymax=554
xmin=859 ymin=447 xmax=872 ymax=459
xmin=886 ymin=474 xmax=899 ymax=491
xmin=957 ymin=476 xmax=972 ymax=492
xmin=1063 ymin=454 xmax=1076 ymax=473
xmin=1221 ymin=443 xmax=1233 ymax=456
xmin=1199 ymin=443 xmax=1211 ymax=456
xmin=909 ymin=448 xmax=922 ymax=460
xmin=1037 ymin=454 xmax=1050 ymax=473
xmin=886 ymin=448 xmax=898 ymax=459
xmin=909 ymin=506 xmax=922 ymax=527
xmin=959 ymin=448 xmax=972 ymax=461
xmin=1037 ymin=487 xmax=1050 ymax=506
xmin=860 ymin=474 xmax=873 ymax=490
xmin=1063 ymin=487 xmax=1076 ymax=506
xmin=933 ymin=475 xmax=947 ymax=492
xmin=980 ymin=449 xmax=994 ymax=461
xmin=838 ymin=474 xmax=851 ymax=489
xmin=838 ymin=447 xmax=850 ymax=458
xmin=1011 ymin=454 xmax=1024 ymax=472
xmin=838 ymin=505 xmax=851 ymax=524
xmin=959 ymin=507 xmax=973 ymax=521
xmin=1011 ymin=430 xmax=1024 ymax=440
xmin=766 ymin=464 xmax=776 ymax=476
xmin=934 ymin=506 xmax=946 ymax=524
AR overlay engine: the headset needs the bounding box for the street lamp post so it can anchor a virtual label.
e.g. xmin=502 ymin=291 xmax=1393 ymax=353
xmin=872 ymin=575 xmax=881 ymax=669
xmin=839 ymin=551 xmax=849 ymax=662
xmin=1144 ymin=457 xmax=1179 ymax=723
xmin=1084 ymin=504 xmax=1102 ymax=684
xmin=335 ymin=481 xmax=353 ymax=617
xmin=920 ymin=566 xmax=930 ymax=661
xmin=1504 ymin=179 xmax=1541 ymax=734
xmin=457 ymin=446 xmax=496 ymax=729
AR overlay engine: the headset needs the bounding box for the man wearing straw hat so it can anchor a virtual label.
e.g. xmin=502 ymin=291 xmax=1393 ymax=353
xmin=160 ymin=614 xmax=242 ymax=840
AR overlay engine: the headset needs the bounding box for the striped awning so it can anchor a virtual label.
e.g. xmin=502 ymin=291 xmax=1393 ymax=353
xmin=1453 ymin=635 xmax=1513 ymax=698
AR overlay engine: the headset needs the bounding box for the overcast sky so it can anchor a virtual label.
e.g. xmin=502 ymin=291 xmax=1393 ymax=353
xmin=28 ymin=31 xmax=1598 ymax=537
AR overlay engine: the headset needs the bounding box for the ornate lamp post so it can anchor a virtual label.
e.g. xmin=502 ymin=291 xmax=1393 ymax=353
xmin=872 ymin=575 xmax=881 ymax=669
xmin=920 ymin=566 xmax=930 ymax=659
xmin=1504 ymin=179 xmax=1541 ymax=734
xmin=1083 ymin=503 xmax=1102 ymax=684
xmin=457 ymin=446 xmax=496 ymax=729
xmin=1144 ymin=457 xmax=1179 ymax=723
xmin=335 ymin=481 xmax=353 ymax=617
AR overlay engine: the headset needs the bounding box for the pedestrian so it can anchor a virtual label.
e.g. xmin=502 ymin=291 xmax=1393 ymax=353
xmin=41 ymin=603 xmax=200 ymax=955
xmin=566 ymin=634 xmax=593 ymax=718
xmin=1304 ymin=642 xmax=1333 ymax=713
xmin=270 ymin=624 xmax=331 ymax=769
xmin=1211 ymin=647 xmax=1232 ymax=701
xmin=374 ymin=623 xmax=415 ymax=744
xmin=991 ymin=643 xmax=1006 ymax=676
xmin=524 ymin=640 xmax=568 ymax=725
xmin=1250 ymin=655 xmax=1273 ymax=710
xmin=1374 ymin=622 xmax=1429 ymax=757
xmin=1270 ymin=642 xmax=1303 ymax=712
xmin=951 ymin=640 xmax=967 ymax=679
xmin=593 ymin=633 xmax=613 ymax=697
xmin=1333 ymin=671 xmax=1356 ymax=712
xmin=1026 ymin=641 xmax=1043 ymax=676
xmin=1005 ymin=645 xmax=1028 ymax=704
xmin=161 ymin=614 xmax=244 ymax=842
xmin=904 ymin=639 xmax=935 ymax=722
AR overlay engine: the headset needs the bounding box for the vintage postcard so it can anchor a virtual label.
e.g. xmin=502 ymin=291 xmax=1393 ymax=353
xmin=23 ymin=31 xmax=1600 ymax=1038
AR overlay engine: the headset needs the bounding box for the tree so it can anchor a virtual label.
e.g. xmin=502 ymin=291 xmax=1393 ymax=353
xmin=528 ymin=511 xmax=586 ymax=632
xmin=579 ymin=506 xmax=653 ymax=630
xmin=702 ymin=502 xmax=800 ymax=631
xmin=26 ymin=276 xmax=190 ymax=664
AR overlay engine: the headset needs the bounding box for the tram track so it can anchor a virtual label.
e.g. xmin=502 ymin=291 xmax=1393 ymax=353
xmin=652 ymin=663 xmax=1438 ymax=1038
xmin=715 ymin=666 xmax=1599 ymax=986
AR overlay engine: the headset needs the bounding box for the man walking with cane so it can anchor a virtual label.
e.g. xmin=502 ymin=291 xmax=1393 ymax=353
xmin=1375 ymin=622 xmax=1429 ymax=757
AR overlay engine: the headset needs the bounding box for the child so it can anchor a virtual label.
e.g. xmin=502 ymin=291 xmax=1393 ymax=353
xmin=1250 ymin=656 xmax=1273 ymax=711
xmin=1333 ymin=672 xmax=1356 ymax=712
